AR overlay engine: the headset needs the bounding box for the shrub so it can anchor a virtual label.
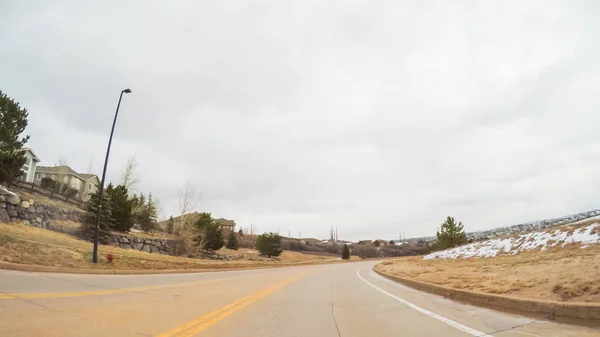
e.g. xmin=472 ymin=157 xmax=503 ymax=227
xmin=280 ymin=238 xmax=304 ymax=251
xmin=352 ymin=245 xmax=378 ymax=259
xmin=40 ymin=177 xmax=57 ymax=190
xmin=238 ymin=234 xmax=257 ymax=249
xmin=64 ymin=187 xmax=79 ymax=199
xmin=256 ymin=232 xmax=282 ymax=257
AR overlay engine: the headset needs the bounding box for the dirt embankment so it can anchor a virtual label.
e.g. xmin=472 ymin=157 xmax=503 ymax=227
xmin=376 ymin=242 xmax=600 ymax=303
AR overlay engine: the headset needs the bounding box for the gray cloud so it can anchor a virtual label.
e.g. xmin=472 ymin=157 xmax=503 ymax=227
xmin=2 ymin=0 xmax=600 ymax=241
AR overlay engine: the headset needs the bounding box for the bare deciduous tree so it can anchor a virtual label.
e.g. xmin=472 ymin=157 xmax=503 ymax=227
xmin=87 ymin=158 xmax=94 ymax=174
xmin=54 ymin=156 xmax=69 ymax=193
xmin=173 ymin=183 xmax=200 ymax=255
xmin=120 ymin=156 xmax=139 ymax=191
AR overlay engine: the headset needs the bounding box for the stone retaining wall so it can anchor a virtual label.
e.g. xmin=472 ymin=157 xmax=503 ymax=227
xmin=108 ymin=234 xmax=175 ymax=255
xmin=0 ymin=186 xmax=84 ymax=226
xmin=1 ymin=186 xmax=178 ymax=256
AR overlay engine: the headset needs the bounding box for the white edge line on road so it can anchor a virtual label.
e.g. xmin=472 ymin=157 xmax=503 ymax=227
xmin=356 ymin=267 xmax=490 ymax=337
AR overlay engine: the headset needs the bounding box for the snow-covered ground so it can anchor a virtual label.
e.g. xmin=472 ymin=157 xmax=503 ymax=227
xmin=424 ymin=222 xmax=600 ymax=260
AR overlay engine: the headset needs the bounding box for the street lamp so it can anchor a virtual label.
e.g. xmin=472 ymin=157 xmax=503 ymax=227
xmin=92 ymin=88 xmax=131 ymax=263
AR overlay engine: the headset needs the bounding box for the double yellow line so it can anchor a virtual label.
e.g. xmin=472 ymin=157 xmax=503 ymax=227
xmin=157 ymin=277 xmax=297 ymax=337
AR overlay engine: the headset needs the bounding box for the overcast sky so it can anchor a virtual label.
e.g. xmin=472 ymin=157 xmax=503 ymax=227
xmin=1 ymin=1 xmax=599 ymax=241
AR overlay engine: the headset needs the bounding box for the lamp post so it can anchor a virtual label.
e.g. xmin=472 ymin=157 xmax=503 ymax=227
xmin=92 ymin=88 xmax=131 ymax=263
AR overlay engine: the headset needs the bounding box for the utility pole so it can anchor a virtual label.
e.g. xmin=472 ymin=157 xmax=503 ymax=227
xmin=250 ymin=224 xmax=253 ymax=235
xmin=288 ymin=230 xmax=291 ymax=238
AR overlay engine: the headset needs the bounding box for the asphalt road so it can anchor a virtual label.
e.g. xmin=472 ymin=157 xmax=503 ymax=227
xmin=0 ymin=261 xmax=598 ymax=337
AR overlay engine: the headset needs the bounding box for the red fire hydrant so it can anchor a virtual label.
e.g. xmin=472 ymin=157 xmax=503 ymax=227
xmin=107 ymin=254 xmax=115 ymax=263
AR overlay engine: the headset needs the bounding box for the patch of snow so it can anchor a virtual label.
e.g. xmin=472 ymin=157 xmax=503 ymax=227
xmin=0 ymin=185 xmax=17 ymax=196
xmin=424 ymin=223 xmax=600 ymax=260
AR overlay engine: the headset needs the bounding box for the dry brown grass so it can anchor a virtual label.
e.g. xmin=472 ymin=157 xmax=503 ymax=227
xmin=13 ymin=189 xmax=82 ymax=211
xmin=50 ymin=220 xmax=82 ymax=229
xmin=375 ymin=243 xmax=600 ymax=303
xmin=0 ymin=222 xmax=341 ymax=270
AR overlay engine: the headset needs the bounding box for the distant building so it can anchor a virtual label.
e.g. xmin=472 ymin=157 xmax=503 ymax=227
xmin=214 ymin=218 xmax=236 ymax=233
xmin=35 ymin=165 xmax=99 ymax=201
xmin=18 ymin=148 xmax=40 ymax=183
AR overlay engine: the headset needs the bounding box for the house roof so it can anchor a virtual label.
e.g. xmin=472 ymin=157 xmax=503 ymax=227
xmin=79 ymin=173 xmax=99 ymax=182
xmin=36 ymin=165 xmax=84 ymax=180
xmin=19 ymin=148 xmax=40 ymax=162
xmin=214 ymin=218 xmax=236 ymax=227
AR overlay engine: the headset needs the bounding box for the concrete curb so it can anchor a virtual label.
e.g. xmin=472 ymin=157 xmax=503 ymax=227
xmin=373 ymin=265 xmax=600 ymax=320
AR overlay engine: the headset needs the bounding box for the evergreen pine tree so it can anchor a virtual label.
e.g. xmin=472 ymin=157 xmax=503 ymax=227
xmin=138 ymin=193 xmax=158 ymax=232
xmin=80 ymin=189 xmax=113 ymax=244
xmin=106 ymin=184 xmax=133 ymax=232
xmin=436 ymin=216 xmax=468 ymax=250
xmin=203 ymin=223 xmax=225 ymax=251
xmin=226 ymin=230 xmax=239 ymax=250
xmin=167 ymin=216 xmax=175 ymax=234
xmin=0 ymin=90 xmax=30 ymax=186
xmin=341 ymin=244 xmax=350 ymax=260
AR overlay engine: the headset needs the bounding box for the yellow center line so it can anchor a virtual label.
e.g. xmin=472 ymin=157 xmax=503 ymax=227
xmin=0 ymin=277 xmax=227 ymax=300
xmin=157 ymin=277 xmax=299 ymax=337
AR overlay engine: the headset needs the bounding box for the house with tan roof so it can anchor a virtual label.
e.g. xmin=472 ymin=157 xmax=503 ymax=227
xmin=34 ymin=165 xmax=99 ymax=201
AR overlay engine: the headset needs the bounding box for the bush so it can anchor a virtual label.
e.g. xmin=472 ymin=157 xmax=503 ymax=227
xmin=64 ymin=187 xmax=79 ymax=198
xmin=341 ymin=244 xmax=350 ymax=260
xmin=280 ymin=238 xmax=304 ymax=251
xmin=238 ymin=234 xmax=257 ymax=249
xmin=352 ymin=245 xmax=379 ymax=259
xmin=226 ymin=230 xmax=239 ymax=250
xmin=40 ymin=177 xmax=57 ymax=190
xmin=379 ymin=244 xmax=427 ymax=257
xmin=256 ymin=232 xmax=282 ymax=257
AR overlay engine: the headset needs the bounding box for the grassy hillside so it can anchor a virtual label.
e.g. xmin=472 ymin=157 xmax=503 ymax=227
xmin=0 ymin=222 xmax=343 ymax=270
